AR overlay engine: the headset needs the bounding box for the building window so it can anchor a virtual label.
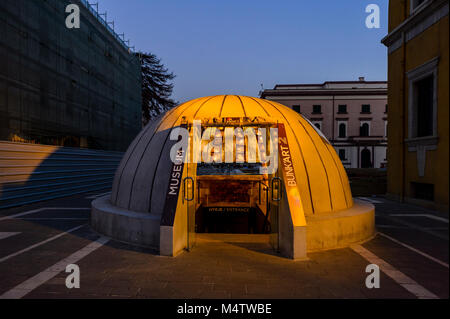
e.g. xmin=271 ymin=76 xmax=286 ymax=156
xmin=338 ymin=122 xmax=347 ymax=138
xmin=407 ymin=57 xmax=438 ymax=139
xmin=338 ymin=149 xmax=346 ymax=161
xmin=312 ymin=121 xmax=322 ymax=131
xmin=312 ymin=105 xmax=322 ymax=114
xmin=360 ymin=122 xmax=370 ymax=137
xmin=361 ymin=149 xmax=372 ymax=168
xmin=361 ymin=104 xmax=371 ymax=114
xmin=338 ymin=105 xmax=347 ymax=114
xmin=292 ymin=105 xmax=300 ymax=113
xmin=385 ymin=121 xmax=388 ymax=137
xmin=385 ymin=104 xmax=388 ymax=113
xmin=415 ymin=75 xmax=434 ymax=137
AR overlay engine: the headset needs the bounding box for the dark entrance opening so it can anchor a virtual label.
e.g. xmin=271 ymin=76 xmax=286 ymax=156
xmin=361 ymin=148 xmax=372 ymax=168
xmin=195 ymin=163 xmax=270 ymax=234
xmin=197 ymin=206 xmax=262 ymax=233
xmin=186 ymin=119 xmax=279 ymax=238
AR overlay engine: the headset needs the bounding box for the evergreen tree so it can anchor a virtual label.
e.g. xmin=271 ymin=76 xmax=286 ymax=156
xmin=136 ymin=52 xmax=177 ymax=125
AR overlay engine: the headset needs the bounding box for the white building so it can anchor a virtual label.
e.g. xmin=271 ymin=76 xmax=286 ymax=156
xmin=260 ymin=78 xmax=388 ymax=168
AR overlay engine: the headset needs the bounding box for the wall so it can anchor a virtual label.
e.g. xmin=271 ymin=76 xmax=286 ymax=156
xmin=276 ymin=97 xmax=387 ymax=140
xmin=0 ymin=141 xmax=123 ymax=209
xmin=333 ymin=145 xmax=387 ymax=169
xmin=263 ymin=87 xmax=387 ymax=169
xmin=386 ymin=1 xmax=449 ymax=211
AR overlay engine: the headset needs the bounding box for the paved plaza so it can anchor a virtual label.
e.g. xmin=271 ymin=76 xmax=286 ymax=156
xmin=0 ymin=192 xmax=448 ymax=299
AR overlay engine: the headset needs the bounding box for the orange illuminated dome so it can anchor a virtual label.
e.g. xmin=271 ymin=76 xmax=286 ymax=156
xmin=92 ymin=95 xmax=375 ymax=259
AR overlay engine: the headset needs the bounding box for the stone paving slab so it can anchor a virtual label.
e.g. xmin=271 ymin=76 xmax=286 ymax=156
xmin=0 ymin=194 xmax=447 ymax=299
xmin=19 ymin=235 xmax=416 ymax=299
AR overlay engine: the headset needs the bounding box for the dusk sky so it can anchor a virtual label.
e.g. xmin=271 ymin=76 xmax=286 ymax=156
xmin=98 ymin=0 xmax=389 ymax=102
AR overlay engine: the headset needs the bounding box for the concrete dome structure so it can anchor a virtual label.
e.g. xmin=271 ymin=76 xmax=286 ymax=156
xmin=92 ymin=95 xmax=375 ymax=259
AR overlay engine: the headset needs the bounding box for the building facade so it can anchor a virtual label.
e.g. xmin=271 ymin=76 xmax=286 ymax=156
xmin=382 ymin=0 xmax=449 ymax=211
xmin=0 ymin=0 xmax=142 ymax=151
xmin=260 ymin=79 xmax=388 ymax=169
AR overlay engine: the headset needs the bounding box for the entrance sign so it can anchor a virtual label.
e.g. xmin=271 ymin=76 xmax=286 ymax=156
xmin=161 ymin=125 xmax=187 ymax=226
xmin=277 ymin=124 xmax=306 ymax=226
xmin=207 ymin=207 xmax=251 ymax=214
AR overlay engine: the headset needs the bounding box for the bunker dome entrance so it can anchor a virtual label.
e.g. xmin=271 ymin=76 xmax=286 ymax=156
xmin=91 ymin=95 xmax=375 ymax=259
xmin=184 ymin=118 xmax=280 ymax=236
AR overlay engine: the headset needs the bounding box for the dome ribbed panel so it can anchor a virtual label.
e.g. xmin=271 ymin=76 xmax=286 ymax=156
xmin=111 ymin=95 xmax=354 ymax=216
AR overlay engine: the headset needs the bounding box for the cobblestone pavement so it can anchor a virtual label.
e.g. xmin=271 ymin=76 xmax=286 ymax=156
xmin=0 ymin=193 xmax=448 ymax=299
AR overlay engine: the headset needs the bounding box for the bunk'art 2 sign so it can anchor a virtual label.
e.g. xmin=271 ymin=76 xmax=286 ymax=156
xmin=277 ymin=124 xmax=306 ymax=227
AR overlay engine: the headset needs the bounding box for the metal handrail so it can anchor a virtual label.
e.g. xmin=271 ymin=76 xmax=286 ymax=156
xmin=79 ymin=0 xmax=132 ymax=52
xmin=183 ymin=177 xmax=194 ymax=202
xmin=271 ymin=177 xmax=282 ymax=202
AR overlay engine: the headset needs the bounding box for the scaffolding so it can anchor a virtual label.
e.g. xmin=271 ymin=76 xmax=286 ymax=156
xmin=79 ymin=0 xmax=134 ymax=53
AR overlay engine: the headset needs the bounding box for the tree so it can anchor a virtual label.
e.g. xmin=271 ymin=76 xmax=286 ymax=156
xmin=136 ymin=52 xmax=177 ymax=125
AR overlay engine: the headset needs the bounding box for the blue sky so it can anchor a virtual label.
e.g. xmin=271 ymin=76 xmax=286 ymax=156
xmin=97 ymin=0 xmax=388 ymax=102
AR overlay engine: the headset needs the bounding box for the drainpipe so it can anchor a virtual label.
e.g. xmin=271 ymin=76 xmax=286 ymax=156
xmin=400 ymin=0 xmax=408 ymax=202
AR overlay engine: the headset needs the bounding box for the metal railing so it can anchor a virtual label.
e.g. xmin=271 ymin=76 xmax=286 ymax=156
xmin=79 ymin=0 xmax=134 ymax=53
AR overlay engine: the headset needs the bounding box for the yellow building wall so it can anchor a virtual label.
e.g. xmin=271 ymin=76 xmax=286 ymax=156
xmin=386 ymin=47 xmax=404 ymax=201
xmin=387 ymin=9 xmax=449 ymax=211
xmin=388 ymin=0 xmax=407 ymax=32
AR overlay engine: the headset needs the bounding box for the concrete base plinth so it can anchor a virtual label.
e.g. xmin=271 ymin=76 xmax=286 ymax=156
xmin=91 ymin=196 xmax=375 ymax=257
xmin=306 ymin=199 xmax=375 ymax=252
xmin=91 ymin=195 xmax=160 ymax=249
